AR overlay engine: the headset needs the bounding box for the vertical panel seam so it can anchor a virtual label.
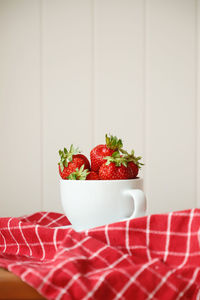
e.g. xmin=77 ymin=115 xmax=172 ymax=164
xmin=196 ymin=0 xmax=199 ymax=207
xmin=143 ymin=0 xmax=147 ymax=195
xmin=91 ymin=0 xmax=95 ymax=148
xmin=39 ymin=0 xmax=44 ymax=211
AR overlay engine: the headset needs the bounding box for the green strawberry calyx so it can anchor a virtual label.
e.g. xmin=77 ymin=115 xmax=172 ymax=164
xmin=58 ymin=144 xmax=80 ymax=172
xmin=119 ymin=149 xmax=144 ymax=169
xmin=104 ymin=151 xmax=128 ymax=167
xmin=67 ymin=165 xmax=90 ymax=180
xmin=105 ymin=134 xmax=123 ymax=151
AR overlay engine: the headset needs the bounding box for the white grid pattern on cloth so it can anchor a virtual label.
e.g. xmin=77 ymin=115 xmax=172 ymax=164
xmin=20 ymin=212 xmax=70 ymax=228
xmin=87 ymin=226 xmax=200 ymax=236
xmin=0 ymin=230 xmax=6 ymax=253
xmin=19 ymin=221 xmax=33 ymax=256
xmin=82 ymin=269 xmax=117 ymax=300
xmin=58 ymin=235 xmax=180 ymax=299
xmin=117 ymin=247 xmax=200 ymax=257
xmin=47 ymin=215 xmax=67 ymax=227
xmin=9 ymin=263 xmax=72 ymax=298
xmin=53 ymin=227 xmax=59 ymax=252
xmin=105 ymin=224 xmax=110 ymax=245
xmin=148 ymin=266 xmax=178 ymax=293
xmin=176 ymin=268 xmax=200 ymax=300
xmin=37 ymin=212 xmax=49 ymax=224
xmin=147 ymin=268 xmax=176 ymax=300
xmin=146 ymin=215 xmax=151 ymax=261
xmin=37 ymin=237 xmax=91 ymax=292
xmin=55 ymin=242 xmax=124 ymax=300
xmin=0 ymin=209 xmax=200 ymax=300
xmin=0 ymin=241 xmax=62 ymax=248
xmin=8 ymin=218 xmax=20 ymax=255
xmin=113 ymin=259 xmax=159 ymax=300
xmin=163 ymin=212 xmax=172 ymax=262
xmin=35 ymin=225 xmax=46 ymax=260
xmin=176 ymin=208 xmax=194 ymax=269
xmin=147 ymin=209 xmax=196 ymax=300
xmin=125 ymin=219 xmax=132 ymax=256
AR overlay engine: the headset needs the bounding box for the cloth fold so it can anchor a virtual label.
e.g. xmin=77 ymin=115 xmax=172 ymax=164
xmin=0 ymin=209 xmax=200 ymax=299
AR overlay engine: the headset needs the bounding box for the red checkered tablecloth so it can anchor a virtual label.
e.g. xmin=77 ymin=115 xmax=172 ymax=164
xmin=0 ymin=209 xmax=200 ymax=299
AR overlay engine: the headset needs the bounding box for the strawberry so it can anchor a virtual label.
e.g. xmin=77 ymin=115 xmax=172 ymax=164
xmin=67 ymin=165 xmax=90 ymax=180
xmin=86 ymin=171 xmax=99 ymax=180
xmin=90 ymin=134 xmax=123 ymax=172
xmin=127 ymin=161 xmax=139 ymax=178
xmin=58 ymin=145 xmax=90 ymax=179
xmin=120 ymin=149 xmax=144 ymax=179
xmin=99 ymin=151 xmax=131 ymax=180
xmin=73 ymin=154 xmax=90 ymax=170
xmin=67 ymin=167 xmax=100 ymax=180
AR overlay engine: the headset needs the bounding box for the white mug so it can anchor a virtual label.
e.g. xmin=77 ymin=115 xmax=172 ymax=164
xmin=60 ymin=178 xmax=146 ymax=231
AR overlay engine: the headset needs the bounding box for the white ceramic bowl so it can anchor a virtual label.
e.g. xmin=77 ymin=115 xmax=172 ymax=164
xmin=60 ymin=177 xmax=146 ymax=231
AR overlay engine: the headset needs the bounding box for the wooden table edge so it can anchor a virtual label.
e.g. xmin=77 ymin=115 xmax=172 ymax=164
xmin=0 ymin=267 xmax=45 ymax=299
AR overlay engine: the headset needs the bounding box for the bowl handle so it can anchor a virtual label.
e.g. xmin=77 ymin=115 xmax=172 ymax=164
xmin=123 ymin=189 xmax=147 ymax=220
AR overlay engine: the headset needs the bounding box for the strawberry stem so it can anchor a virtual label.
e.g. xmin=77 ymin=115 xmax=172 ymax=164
xmin=58 ymin=144 xmax=80 ymax=171
xmin=104 ymin=151 xmax=128 ymax=167
xmin=105 ymin=134 xmax=123 ymax=150
xmin=119 ymin=149 xmax=144 ymax=168
xmin=67 ymin=165 xmax=89 ymax=180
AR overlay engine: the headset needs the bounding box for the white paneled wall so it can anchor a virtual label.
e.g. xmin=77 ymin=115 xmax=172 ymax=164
xmin=145 ymin=0 xmax=197 ymax=213
xmin=94 ymin=0 xmax=144 ymax=155
xmin=0 ymin=0 xmax=41 ymax=216
xmin=42 ymin=0 xmax=93 ymax=211
xmin=0 ymin=0 xmax=199 ymax=216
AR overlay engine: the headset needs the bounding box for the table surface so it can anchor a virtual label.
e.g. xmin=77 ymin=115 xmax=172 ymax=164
xmin=0 ymin=268 xmax=45 ymax=300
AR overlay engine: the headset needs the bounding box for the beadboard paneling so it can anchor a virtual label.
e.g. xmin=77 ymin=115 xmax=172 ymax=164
xmin=42 ymin=0 xmax=93 ymax=212
xmin=145 ymin=0 xmax=196 ymax=214
xmin=197 ymin=0 xmax=200 ymax=208
xmin=94 ymin=0 xmax=145 ymax=159
xmin=0 ymin=0 xmax=41 ymax=216
xmin=0 ymin=0 xmax=199 ymax=217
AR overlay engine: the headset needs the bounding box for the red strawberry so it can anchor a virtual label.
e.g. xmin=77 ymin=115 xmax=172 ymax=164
xmin=120 ymin=149 xmax=144 ymax=179
xmin=99 ymin=151 xmax=131 ymax=180
xmin=86 ymin=171 xmax=99 ymax=180
xmin=58 ymin=145 xmax=90 ymax=179
xmin=90 ymin=134 xmax=123 ymax=172
xmin=127 ymin=162 xmax=139 ymax=178
xmin=73 ymin=154 xmax=90 ymax=170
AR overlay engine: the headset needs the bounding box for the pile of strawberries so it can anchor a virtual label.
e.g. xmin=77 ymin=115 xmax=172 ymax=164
xmin=58 ymin=134 xmax=144 ymax=180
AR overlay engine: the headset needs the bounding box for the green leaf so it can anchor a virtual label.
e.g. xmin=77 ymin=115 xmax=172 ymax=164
xmin=68 ymin=173 xmax=76 ymax=180
xmin=105 ymin=134 xmax=109 ymax=145
xmin=119 ymin=148 xmax=144 ymax=169
xmin=67 ymin=165 xmax=89 ymax=180
xmin=71 ymin=144 xmax=75 ymax=153
xmin=64 ymin=159 xmax=68 ymax=167
xmin=112 ymin=151 xmax=120 ymax=158
xmin=122 ymin=161 xmax=127 ymax=167
xmin=105 ymin=134 xmax=123 ymax=150
xmin=60 ymin=162 xmax=64 ymax=172
xmin=131 ymin=150 xmax=135 ymax=156
xmin=119 ymin=149 xmax=128 ymax=155
xmin=79 ymin=165 xmax=84 ymax=172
